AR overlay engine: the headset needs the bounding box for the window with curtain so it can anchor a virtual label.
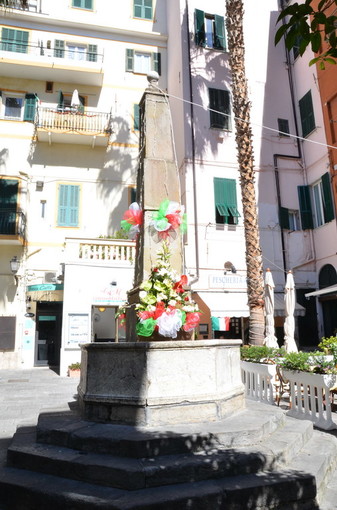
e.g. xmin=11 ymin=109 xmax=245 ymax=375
xmin=214 ymin=177 xmax=240 ymax=225
xmin=209 ymin=88 xmax=231 ymax=130
xmin=57 ymin=184 xmax=80 ymax=227
xmin=125 ymin=49 xmax=161 ymax=75
xmin=299 ymin=90 xmax=315 ymax=138
xmin=134 ymin=0 xmax=152 ymax=20
xmin=195 ymin=9 xmax=226 ymax=50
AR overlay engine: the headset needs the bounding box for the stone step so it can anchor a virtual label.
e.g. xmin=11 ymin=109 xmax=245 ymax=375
xmin=0 ymin=463 xmax=317 ymax=510
xmin=36 ymin=402 xmax=287 ymax=458
xmin=7 ymin=416 xmax=312 ymax=491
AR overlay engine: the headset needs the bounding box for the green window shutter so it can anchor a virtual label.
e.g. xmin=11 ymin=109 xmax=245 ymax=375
xmin=1 ymin=28 xmax=28 ymax=53
xmin=299 ymin=90 xmax=315 ymax=138
xmin=213 ymin=15 xmax=226 ymax=50
xmin=321 ymin=172 xmax=334 ymax=223
xmin=54 ymin=39 xmax=65 ymax=58
xmin=126 ymin=49 xmax=134 ymax=72
xmin=195 ymin=9 xmax=206 ymax=47
xmin=57 ymin=90 xmax=64 ymax=111
xmin=87 ymin=44 xmax=97 ymax=62
xmin=72 ymin=0 xmax=93 ymax=8
xmin=23 ymin=94 xmax=37 ymax=122
xmin=58 ymin=185 xmax=79 ymax=227
xmin=0 ymin=179 xmax=18 ymax=235
xmin=152 ymin=52 xmax=161 ymax=75
xmin=279 ymin=207 xmax=290 ymax=229
xmin=214 ymin=178 xmax=239 ymax=224
xmin=298 ymin=185 xmax=313 ymax=229
xmin=134 ymin=104 xmax=140 ymax=130
xmin=278 ymin=118 xmax=290 ymax=137
xmin=209 ymin=88 xmax=230 ymax=129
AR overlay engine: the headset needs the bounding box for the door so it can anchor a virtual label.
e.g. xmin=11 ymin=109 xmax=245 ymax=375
xmin=35 ymin=302 xmax=62 ymax=368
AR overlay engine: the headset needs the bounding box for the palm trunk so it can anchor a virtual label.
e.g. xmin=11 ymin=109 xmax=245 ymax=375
xmin=226 ymin=0 xmax=265 ymax=345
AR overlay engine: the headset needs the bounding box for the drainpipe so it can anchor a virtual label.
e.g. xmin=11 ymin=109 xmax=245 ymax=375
xmin=273 ymin=0 xmax=304 ymax=276
xmin=185 ymin=0 xmax=199 ymax=286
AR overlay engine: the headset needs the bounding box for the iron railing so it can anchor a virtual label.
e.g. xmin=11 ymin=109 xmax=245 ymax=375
xmin=35 ymin=107 xmax=113 ymax=135
xmin=0 ymin=0 xmax=38 ymax=12
xmin=0 ymin=209 xmax=26 ymax=238
xmin=0 ymin=40 xmax=104 ymax=65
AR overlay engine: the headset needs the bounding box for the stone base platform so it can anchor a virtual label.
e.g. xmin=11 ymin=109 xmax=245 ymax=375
xmin=78 ymin=340 xmax=244 ymax=426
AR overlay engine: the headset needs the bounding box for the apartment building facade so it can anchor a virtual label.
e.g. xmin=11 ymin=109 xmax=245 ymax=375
xmin=0 ymin=0 xmax=334 ymax=375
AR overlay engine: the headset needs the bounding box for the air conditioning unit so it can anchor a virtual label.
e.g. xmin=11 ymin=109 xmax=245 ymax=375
xmin=44 ymin=271 xmax=57 ymax=283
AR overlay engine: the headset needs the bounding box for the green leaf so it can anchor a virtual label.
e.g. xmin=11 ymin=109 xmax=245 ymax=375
xmin=309 ymin=56 xmax=320 ymax=66
xmin=275 ymin=23 xmax=289 ymax=45
xmin=310 ymin=31 xmax=322 ymax=53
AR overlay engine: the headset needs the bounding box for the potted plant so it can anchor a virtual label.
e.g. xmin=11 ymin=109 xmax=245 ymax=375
xmin=68 ymin=362 xmax=81 ymax=377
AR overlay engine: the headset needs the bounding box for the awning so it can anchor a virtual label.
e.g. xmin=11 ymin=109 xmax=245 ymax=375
xmin=274 ymin=294 xmax=306 ymax=317
xmin=196 ymin=291 xmax=249 ymax=318
xmin=305 ymin=285 xmax=337 ymax=298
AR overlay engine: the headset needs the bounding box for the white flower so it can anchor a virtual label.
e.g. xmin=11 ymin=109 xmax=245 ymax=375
xmin=156 ymin=309 xmax=183 ymax=338
xmin=168 ymin=299 xmax=176 ymax=306
xmin=139 ymin=290 xmax=147 ymax=299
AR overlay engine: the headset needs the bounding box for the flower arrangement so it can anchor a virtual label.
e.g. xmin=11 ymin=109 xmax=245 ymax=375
xmin=120 ymin=200 xmax=187 ymax=242
xmin=133 ymin=241 xmax=201 ymax=339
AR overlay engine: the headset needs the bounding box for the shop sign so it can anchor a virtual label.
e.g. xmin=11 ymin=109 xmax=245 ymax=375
xmin=209 ymin=274 xmax=247 ymax=289
xmin=93 ymin=286 xmax=127 ymax=306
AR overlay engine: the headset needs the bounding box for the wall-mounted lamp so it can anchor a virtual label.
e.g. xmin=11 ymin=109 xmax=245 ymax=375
xmin=36 ymin=181 xmax=44 ymax=191
xmin=10 ymin=256 xmax=20 ymax=274
xmin=98 ymin=307 xmax=106 ymax=313
xmin=224 ymin=261 xmax=236 ymax=275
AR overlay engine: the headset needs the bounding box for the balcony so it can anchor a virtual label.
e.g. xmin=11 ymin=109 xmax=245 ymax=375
xmin=0 ymin=40 xmax=104 ymax=86
xmin=0 ymin=209 xmax=26 ymax=244
xmin=64 ymin=238 xmax=136 ymax=267
xmin=35 ymin=106 xmax=113 ymax=146
xmin=0 ymin=0 xmax=38 ymax=12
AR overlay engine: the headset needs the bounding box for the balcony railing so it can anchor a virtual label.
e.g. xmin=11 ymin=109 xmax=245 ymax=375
xmin=36 ymin=107 xmax=112 ymax=135
xmin=0 ymin=209 xmax=26 ymax=238
xmin=0 ymin=41 xmax=104 ymax=65
xmin=0 ymin=0 xmax=38 ymax=12
xmin=65 ymin=238 xmax=136 ymax=266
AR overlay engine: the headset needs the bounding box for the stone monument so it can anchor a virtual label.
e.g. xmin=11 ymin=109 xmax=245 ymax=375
xmin=77 ymin=73 xmax=244 ymax=426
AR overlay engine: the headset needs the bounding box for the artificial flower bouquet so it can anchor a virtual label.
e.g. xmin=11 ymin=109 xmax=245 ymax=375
xmin=118 ymin=241 xmax=201 ymax=339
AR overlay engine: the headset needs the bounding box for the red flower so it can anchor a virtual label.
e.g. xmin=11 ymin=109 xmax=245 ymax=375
xmin=173 ymin=275 xmax=188 ymax=293
xmin=123 ymin=208 xmax=143 ymax=226
xmin=183 ymin=312 xmax=201 ymax=332
xmin=166 ymin=212 xmax=181 ymax=229
xmin=138 ymin=310 xmax=155 ymax=320
xmin=154 ymin=301 xmax=166 ymax=319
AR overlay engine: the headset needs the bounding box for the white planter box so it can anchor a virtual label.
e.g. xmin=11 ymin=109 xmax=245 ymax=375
xmin=241 ymin=360 xmax=277 ymax=405
xmin=283 ymin=369 xmax=337 ymax=430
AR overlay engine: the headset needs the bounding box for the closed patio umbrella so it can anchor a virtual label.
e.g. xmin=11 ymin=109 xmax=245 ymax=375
xmin=71 ymin=89 xmax=80 ymax=108
xmin=284 ymin=270 xmax=298 ymax=353
xmin=264 ymin=268 xmax=278 ymax=348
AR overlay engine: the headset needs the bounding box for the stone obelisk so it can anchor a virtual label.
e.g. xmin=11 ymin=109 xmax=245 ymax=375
xmin=126 ymin=72 xmax=184 ymax=341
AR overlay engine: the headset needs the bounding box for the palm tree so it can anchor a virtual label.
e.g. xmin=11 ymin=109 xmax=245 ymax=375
xmin=225 ymin=0 xmax=265 ymax=345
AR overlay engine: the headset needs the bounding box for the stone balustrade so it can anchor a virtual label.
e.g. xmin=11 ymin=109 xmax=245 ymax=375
xmin=64 ymin=237 xmax=136 ymax=266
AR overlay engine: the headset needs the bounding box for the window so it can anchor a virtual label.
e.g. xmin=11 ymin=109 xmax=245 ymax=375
xmin=72 ymin=0 xmax=93 ymax=10
xmin=54 ymin=40 xmax=97 ymax=62
xmin=214 ymin=177 xmax=240 ymax=225
xmin=1 ymin=28 xmax=28 ymax=53
xmin=209 ymin=88 xmax=231 ymax=130
xmin=125 ymin=49 xmax=161 ymax=75
xmin=133 ymin=104 xmax=140 ymax=130
xmin=57 ymin=90 xmax=85 ymax=112
xmin=195 ymin=9 xmax=226 ymax=50
xmin=57 ymin=184 xmax=80 ymax=227
xmin=0 ymin=178 xmax=18 ymax=235
xmin=299 ymin=90 xmax=315 ymax=137
xmin=278 ymin=118 xmax=290 ymax=137
xmin=129 ymin=187 xmax=137 ymax=204
xmin=134 ymin=0 xmax=152 ymax=20
xmin=298 ymin=173 xmax=334 ymax=229
xmin=0 ymin=91 xmax=37 ymax=121
xmin=279 ymin=207 xmax=300 ymax=230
